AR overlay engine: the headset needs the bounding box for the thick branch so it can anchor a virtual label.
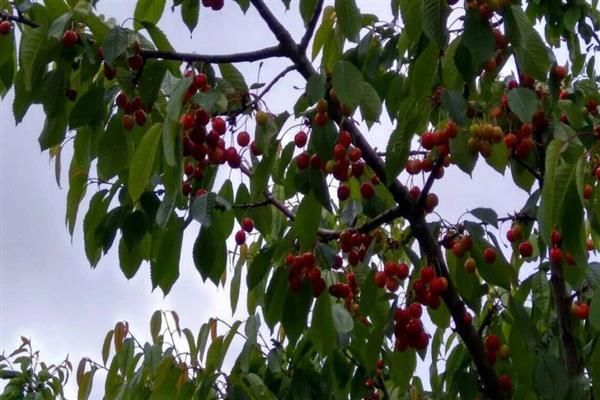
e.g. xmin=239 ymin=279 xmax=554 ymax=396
xmin=0 ymin=11 xmax=39 ymax=27
xmin=247 ymin=1 xmax=507 ymax=397
xmin=299 ymin=0 xmax=325 ymax=51
xmin=141 ymin=46 xmax=285 ymax=64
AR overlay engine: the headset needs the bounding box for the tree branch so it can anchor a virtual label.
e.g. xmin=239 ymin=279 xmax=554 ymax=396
xmin=246 ymin=64 xmax=297 ymax=109
xmin=0 ymin=11 xmax=39 ymax=27
xmin=299 ymin=0 xmax=325 ymax=52
xmin=141 ymin=45 xmax=285 ymax=64
xmin=247 ymin=1 xmax=507 ymax=397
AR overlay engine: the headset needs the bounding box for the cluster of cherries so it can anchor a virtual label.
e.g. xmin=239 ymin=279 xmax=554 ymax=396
xmin=373 ymin=261 xmax=409 ymax=292
xmin=408 ymin=121 xmax=456 ymax=174
xmin=411 ymin=266 xmax=448 ymax=309
xmin=284 ymin=252 xmax=327 ymax=297
xmin=0 ymin=19 xmax=12 ymax=35
xmin=467 ymin=122 xmax=503 ymax=158
xmin=362 ymin=359 xmax=385 ymax=399
xmin=482 ymin=334 xmax=514 ymax=392
xmin=114 ymin=93 xmax=147 ymax=130
xmin=393 ymin=302 xmax=429 ymax=351
xmin=233 ymin=217 xmax=254 ymax=247
xmin=506 ymin=224 xmax=533 ymax=258
xmin=548 ymin=229 xmax=575 ymax=265
xmin=339 ymin=231 xmax=373 ymax=267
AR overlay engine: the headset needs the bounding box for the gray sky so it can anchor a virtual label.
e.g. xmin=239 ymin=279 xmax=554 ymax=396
xmin=0 ymin=1 xmax=543 ymax=397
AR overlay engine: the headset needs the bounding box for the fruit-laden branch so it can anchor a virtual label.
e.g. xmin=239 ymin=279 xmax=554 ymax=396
xmin=248 ymin=0 xmax=507 ymax=398
xmin=299 ymin=0 xmax=325 ymax=51
xmin=1 ymin=10 xmax=286 ymax=65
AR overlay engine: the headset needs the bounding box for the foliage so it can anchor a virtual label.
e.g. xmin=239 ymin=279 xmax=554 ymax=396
xmin=1 ymin=0 xmax=600 ymax=398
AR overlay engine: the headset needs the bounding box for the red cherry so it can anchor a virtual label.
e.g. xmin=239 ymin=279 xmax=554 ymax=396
xmin=65 ymin=88 xmax=77 ymax=101
xmin=337 ymin=184 xmax=350 ymax=201
xmin=296 ymin=152 xmax=310 ymax=169
xmin=0 ymin=20 xmax=12 ymax=35
xmin=424 ymin=193 xmax=439 ymax=213
xmin=420 ymin=266 xmax=435 ymax=283
xmin=572 ymin=303 xmax=590 ymax=319
xmin=506 ymin=225 xmax=522 ymax=242
xmin=351 ymin=162 xmax=365 ymax=177
xmin=552 ymin=65 xmax=568 ymax=80
xmin=518 ymin=241 xmax=533 ymax=258
xmin=294 ymin=131 xmax=308 ymax=147
xmin=235 ymin=230 xmax=246 ymax=245
xmin=210 ymin=0 xmax=224 ymax=10
xmin=507 ymin=80 xmax=519 ymax=90
xmin=127 ymin=54 xmax=143 ymax=70
xmin=397 ymin=263 xmax=409 ymax=280
xmin=241 ymin=217 xmax=254 ymax=233
xmin=134 ymin=110 xmax=146 ymax=126
xmin=386 ymin=277 xmax=400 ymax=292
xmin=485 ymin=334 xmax=501 ymax=352
xmin=310 ymin=154 xmax=322 ymax=169
xmin=122 ymin=114 xmax=134 ymax=131
xmin=333 ymin=143 xmax=347 ymax=161
xmin=486 ymin=349 xmax=497 ymax=365
xmin=329 ymin=283 xmax=351 ymax=299
xmin=421 ymin=132 xmax=437 ymax=150
xmin=181 ymin=114 xmax=195 ymax=130
xmin=182 ymin=181 xmax=192 ymax=196
xmin=430 ymin=277 xmax=448 ymax=294
xmin=498 ymin=374 xmax=512 ymax=392
xmin=314 ymin=112 xmax=328 ymax=127
xmin=225 ymin=147 xmax=240 ymax=168
xmin=584 ymin=184 xmax=593 ymax=199
xmin=211 ymin=117 xmax=226 ymax=135
xmin=445 ymin=121 xmax=459 ymax=139
xmin=349 ymin=147 xmax=362 ymax=162
xmin=463 ymin=312 xmax=473 ymax=326
xmin=483 ymin=247 xmax=497 ymax=263
xmin=374 ymin=271 xmax=387 ymax=288
xmin=103 ymin=63 xmax=116 ymax=80
xmin=360 ymin=182 xmax=375 ymax=199
xmin=184 ymin=162 xmax=194 ymax=176
xmin=406 ymin=319 xmax=423 ymax=335
xmin=237 ymin=131 xmax=250 ymax=147
xmin=408 ymin=303 xmax=422 ymax=318
xmin=595 ymin=167 xmax=600 ymax=181
xmin=193 ymin=165 xmax=204 ymax=179
xmin=339 ymin=130 xmax=353 ymax=147
xmin=194 ymin=73 xmax=207 ymax=88
xmin=551 ymin=229 xmax=562 ymax=246
xmin=503 ymin=133 xmax=518 ymax=148
xmin=61 ymin=30 xmax=78 ymax=47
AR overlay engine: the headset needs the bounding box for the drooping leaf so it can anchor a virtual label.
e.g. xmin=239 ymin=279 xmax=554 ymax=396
xmin=332 ymin=60 xmax=363 ymax=108
xmin=335 ymin=0 xmax=361 ymax=42
xmin=129 ymin=123 xmax=163 ymax=202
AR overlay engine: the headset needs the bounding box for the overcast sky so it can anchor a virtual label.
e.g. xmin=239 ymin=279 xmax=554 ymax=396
xmin=0 ymin=1 xmax=544 ymax=397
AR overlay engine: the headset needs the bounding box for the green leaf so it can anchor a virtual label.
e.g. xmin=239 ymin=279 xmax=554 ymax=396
xmin=141 ymin=23 xmax=181 ymax=76
xmin=388 ymin=350 xmax=416 ymax=392
xmin=332 ymin=60 xmax=363 ymax=108
xmin=230 ymin=257 xmax=243 ymax=315
xmin=84 ymin=190 xmax=109 ymax=267
xmin=20 ymin=26 xmax=48 ymax=91
xmin=421 ymin=0 xmax=447 ymax=48
xmin=0 ymin=32 xmax=16 ymax=98
xmin=193 ymin=216 xmax=227 ymax=285
xmin=190 ymin=192 xmax=217 ymax=226
xmin=533 ymin=353 xmax=569 ymax=400
xmin=442 ymin=89 xmax=468 ymax=126
xmin=589 ymin=287 xmax=600 ymax=331
xmin=77 ymin=368 xmax=97 ymax=400
xmin=102 ymin=26 xmax=129 ymax=66
xmin=512 ymin=29 xmax=550 ymax=81
xmin=309 ymin=118 xmax=337 ymax=161
xmin=449 ymin=130 xmax=477 ymax=175
xmin=134 ymin=0 xmax=166 ymax=30
xmin=219 ymin=64 xmax=248 ymax=92
xmin=410 ymin=42 xmax=438 ymax=100
xmin=38 ymin=112 xmax=67 ymax=151
xmin=311 ymin=294 xmax=336 ymax=355
xmin=234 ymin=0 xmax=250 ymax=13
xmin=138 ymin=60 xmax=168 ymax=110
xmin=300 ymin=0 xmax=318 ymax=26
xmin=507 ymin=88 xmax=538 ymax=123
xmin=247 ymin=247 xmax=274 ymax=290
xmin=399 ymin=0 xmax=422 ymax=41
xmin=464 ymin=223 xmax=512 ymax=289
xmin=129 ymin=123 xmax=163 ymax=202
xmin=470 ymin=208 xmax=498 ymax=228
xmin=359 ymin=82 xmax=382 ymax=124
xmin=151 ymin=216 xmax=183 ymax=295
xmin=335 ymin=0 xmax=361 ymax=42
xmin=312 ymin=6 xmax=335 ymax=60
xmin=163 ymin=77 xmax=192 ymax=166
xmin=40 ymin=68 xmax=66 ymax=118
xmin=331 ymin=303 xmax=354 ymax=333
xmin=47 ymin=12 xmax=72 ymax=41
xmin=66 ymin=157 xmax=89 ymax=236
xmin=462 ymin=9 xmax=494 ymax=67
xmin=306 ymin=73 xmax=326 ymax=104
xmin=69 ymin=86 xmax=105 ymax=129
xmin=293 ymin=193 xmax=321 ymax=251
xmin=181 ymin=0 xmax=200 ymax=33
xmin=281 ymin=281 xmax=312 ymax=344
xmin=97 ymin=116 xmax=128 ymax=179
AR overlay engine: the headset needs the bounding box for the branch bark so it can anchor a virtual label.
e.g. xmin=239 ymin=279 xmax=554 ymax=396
xmin=141 ymin=46 xmax=285 ymax=64
xmin=299 ymin=0 xmax=325 ymax=51
xmin=248 ymin=1 xmax=507 ymax=398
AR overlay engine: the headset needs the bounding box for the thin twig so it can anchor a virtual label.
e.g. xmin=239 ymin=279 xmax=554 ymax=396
xmin=299 ymin=0 xmax=325 ymax=51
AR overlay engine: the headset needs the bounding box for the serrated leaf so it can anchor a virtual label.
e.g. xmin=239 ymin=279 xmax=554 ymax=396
xmin=421 ymin=0 xmax=447 ymax=48
xmin=193 ymin=216 xmax=227 ymax=285
xmin=219 ymin=64 xmax=248 ymax=92
xmin=332 ymin=60 xmax=363 ymax=108
xmin=507 ymin=88 xmax=538 ymax=123
xmin=181 ymin=0 xmax=200 ymax=33
xmin=190 ymin=192 xmax=217 ymax=226
xmin=69 ymin=86 xmax=105 ymax=129
xmin=134 ymin=0 xmax=166 ymax=30
xmin=442 ymin=89 xmax=468 ymax=126
xmin=247 ymin=247 xmax=274 ymax=290
xmin=359 ymin=81 xmax=382 ymax=124
xmin=335 ymin=0 xmax=361 ymax=42
xmin=102 ymin=26 xmax=129 ymax=66
xmin=129 ymin=123 xmax=163 ymax=202
xmin=331 ymin=303 xmax=354 ymax=333
xmin=293 ymin=193 xmax=321 ymax=251
xmin=151 ymin=216 xmax=182 ymax=295
xmin=470 ymin=208 xmax=498 ymax=228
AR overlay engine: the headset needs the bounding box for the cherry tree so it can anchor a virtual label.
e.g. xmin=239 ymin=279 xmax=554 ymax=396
xmin=1 ymin=0 xmax=600 ymax=398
